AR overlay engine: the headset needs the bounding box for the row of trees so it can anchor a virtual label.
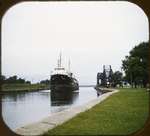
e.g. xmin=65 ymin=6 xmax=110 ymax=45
xmin=1 ymin=75 xmax=31 ymax=84
xmin=99 ymin=41 xmax=149 ymax=88
xmin=122 ymin=42 xmax=149 ymax=88
xmin=0 ymin=75 xmax=51 ymax=85
xmin=40 ymin=79 xmax=50 ymax=84
xmin=111 ymin=71 xmax=123 ymax=87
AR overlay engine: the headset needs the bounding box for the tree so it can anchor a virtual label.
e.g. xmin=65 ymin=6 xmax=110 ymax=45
xmin=1 ymin=75 xmax=31 ymax=84
xmin=26 ymin=81 xmax=31 ymax=84
xmin=0 ymin=75 xmax=6 ymax=84
xmin=112 ymin=71 xmax=123 ymax=87
xmin=122 ymin=42 xmax=149 ymax=88
xmin=6 ymin=75 xmax=18 ymax=83
xmin=40 ymin=79 xmax=50 ymax=84
xmin=17 ymin=78 xmax=26 ymax=84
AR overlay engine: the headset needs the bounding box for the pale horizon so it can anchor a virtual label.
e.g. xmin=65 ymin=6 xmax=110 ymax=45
xmin=2 ymin=1 xmax=149 ymax=84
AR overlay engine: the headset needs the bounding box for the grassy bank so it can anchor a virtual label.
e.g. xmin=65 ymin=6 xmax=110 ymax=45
xmin=44 ymin=88 xmax=149 ymax=135
xmin=2 ymin=83 xmax=50 ymax=92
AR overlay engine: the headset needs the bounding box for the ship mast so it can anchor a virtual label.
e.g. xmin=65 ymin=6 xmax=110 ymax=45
xmin=57 ymin=59 xmax=59 ymax=68
xmin=59 ymin=52 xmax=62 ymax=68
xmin=68 ymin=59 xmax=71 ymax=72
xmin=57 ymin=52 xmax=62 ymax=68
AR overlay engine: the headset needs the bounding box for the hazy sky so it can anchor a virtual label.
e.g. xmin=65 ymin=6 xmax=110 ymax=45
xmin=2 ymin=1 xmax=149 ymax=84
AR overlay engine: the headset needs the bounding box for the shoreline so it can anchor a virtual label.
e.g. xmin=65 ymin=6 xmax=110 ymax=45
xmin=15 ymin=88 xmax=118 ymax=136
xmin=1 ymin=83 xmax=50 ymax=93
xmin=0 ymin=88 xmax=50 ymax=94
xmin=44 ymin=88 xmax=149 ymax=135
xmin=95 ymin=86 xmax=115 ymax=93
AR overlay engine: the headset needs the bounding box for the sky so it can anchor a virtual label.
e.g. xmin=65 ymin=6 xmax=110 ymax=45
xmin=2 ymin=1 xmax=149 ymax=85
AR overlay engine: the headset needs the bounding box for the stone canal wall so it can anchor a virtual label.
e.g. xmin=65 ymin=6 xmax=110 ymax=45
xmin=15 ymin=88 xmax=119 ymax=136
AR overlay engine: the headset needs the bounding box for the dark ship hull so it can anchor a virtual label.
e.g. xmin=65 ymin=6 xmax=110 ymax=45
xmin=51 ymin=91 xmax=79 ymax=106
xmin=50 ymin=74 xmax=79 ymax=91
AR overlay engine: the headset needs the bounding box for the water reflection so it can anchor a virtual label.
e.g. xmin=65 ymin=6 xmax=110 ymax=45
xmin=2 ymin=92 xmax=27 ymax=102
xmin=2 ymin=87 xmax=101 ymax=130
xmin=51 ymin=90 xmax=79 ymax=106
xmin=97 ymin=91 xmax=103 ymax=96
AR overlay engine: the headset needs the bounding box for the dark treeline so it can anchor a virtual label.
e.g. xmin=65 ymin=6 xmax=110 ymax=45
xmin=111 ymin=71 xmax=123 ymax=87
xmin=0 ymin=75 xmax=31 ymax=84
xmin=97 ymin=41 xmax=149 ymax=88
xmin=0 ymin=75 xmax=50 ymax=85
xmin=122 ymin=41 xmax=149 ymax=88
xmin=40 ymin=79 xmax=50 ymax=84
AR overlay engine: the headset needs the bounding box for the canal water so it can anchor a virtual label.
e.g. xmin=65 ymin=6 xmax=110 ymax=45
xmin=1 ymin=87 xmax=102 ymax=131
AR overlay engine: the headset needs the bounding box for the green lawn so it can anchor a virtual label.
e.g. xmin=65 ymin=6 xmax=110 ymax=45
xmin=44 ymin=88 xmax=149 ymax=135
xmin=2 ymin=83 xmax=50 ymax=91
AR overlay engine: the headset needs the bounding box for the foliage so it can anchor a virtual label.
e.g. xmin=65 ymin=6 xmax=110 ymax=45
xmin=40 ymin=79 xmax=50 ymax=84
xmin=0 ymin=75 xmax=31 ymax=84
xmin=112 ymin=71 xmax=123 ymax=87
xmin=122 ymin=42 xmax=149 ymax=88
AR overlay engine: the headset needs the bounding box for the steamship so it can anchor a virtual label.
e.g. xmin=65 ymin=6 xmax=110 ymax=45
xmin=50 ymin=53 xmax=79 ymax=91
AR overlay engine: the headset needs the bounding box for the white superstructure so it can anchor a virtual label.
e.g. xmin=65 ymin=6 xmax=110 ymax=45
xmin=51 ymin=53 xmax=73 ymax=77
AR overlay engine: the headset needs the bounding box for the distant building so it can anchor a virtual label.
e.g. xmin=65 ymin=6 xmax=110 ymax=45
xmin=97 ymin=65 xmax=113 ymax=87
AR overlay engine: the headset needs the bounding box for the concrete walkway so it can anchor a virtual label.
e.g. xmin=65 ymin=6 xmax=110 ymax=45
xmin=15 ymin=89 xmax=119 ymax=136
